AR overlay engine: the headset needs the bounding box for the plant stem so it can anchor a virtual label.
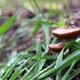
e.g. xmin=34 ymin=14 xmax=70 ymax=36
xmin=32 ymin=0 xmax=45 ymax=18
xmin=65 ymin=0 xmax=70 ymax=17
xmin=62 ymin=0 xmax=70 ymax=16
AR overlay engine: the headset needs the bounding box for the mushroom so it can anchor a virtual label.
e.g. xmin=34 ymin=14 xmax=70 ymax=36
xmin=49 ymin=26 xmax=80 ymax=52
xmin=48 ymin=42 xmax=65 ymax=52
xmin=52 ymin=26 xmax=80 ymax=39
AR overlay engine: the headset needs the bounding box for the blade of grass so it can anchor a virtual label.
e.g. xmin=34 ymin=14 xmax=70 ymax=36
xmin=40 ymin=55 xmax=57 ymax=60
xmin=22 ymin=36 xmax=57 ymax=79
xmin=21 ymin=22 xmax=50 ymax=79
xmin=28 ymin=39 xmax=43 ymax=80
xmin=58 ymin=16 xmax=66 ymax=27
xmin=64 ymin=41 xmax=80 ymax=49
xmin=1 ymin=55 xmax=22 ymax=80
xmin=23 ymin=23 xmax=51 ymax=79
xmin=61 ymin=60 xmax=77 ymax=80
xmin=9 ymin=59 xmax=29 ymax=80
xmin=34 ymin=48 xmax=68 ymax=79
xmin=1 ymin=52 xmax=33 ymax=79
xmin=31 ymin=55 xmax=57 ymax=61
xmin=51 ymin=36 xmax=57 ymax=43
xmin=32 ymin=0 xmax=45 ymax=18
xmin=26 ymin=45 xmax=35 ymax=51
xmin=31 ymin=18 xmax=42 ymax=35
xmin=32 ymin=22 xmax=50 ymax=79
xmin=34 ymin=61 xmax=56 ymax=79
xmin=38 ymin=50 xmax=80 ymax=80
xmin=68 ymin=67 xmax=80 ymax=80
xmin=0 ymin=9 xmax=21 ymax=35
xmin=32 ymin=39 xmax=42 ymax=76
xmin=56 ymin=49 xmax=64 ymax=80
xmin=42 ymin=23 xmax=50 ymax=55
xmin=21 ymin=63 xmax=36 ymax=80
xmin=0 ymin=51 xmax=18 ymax=77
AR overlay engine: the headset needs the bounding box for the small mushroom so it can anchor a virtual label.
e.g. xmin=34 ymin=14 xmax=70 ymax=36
xmin=52 ymin=26 xmax=80 ymax=39
xmin=48 ymin=42 xmax=65 ymax=52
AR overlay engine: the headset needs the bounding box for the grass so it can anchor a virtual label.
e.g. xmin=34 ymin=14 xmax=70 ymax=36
xmin=0 ymin=0 xmax=80 ymax=80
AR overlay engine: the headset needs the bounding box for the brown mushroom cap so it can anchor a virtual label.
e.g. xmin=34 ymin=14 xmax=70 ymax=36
xmin=52 ymin=26 xmax=80 ymax=39
xmin=48 ymin=42 xmax=65 ymax=52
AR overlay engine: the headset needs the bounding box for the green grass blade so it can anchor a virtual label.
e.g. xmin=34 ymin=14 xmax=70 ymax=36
xmin=0 ymin=9 xmax=21 ymax=35
xmin=0 ymin=52 xmax=18 ymax=77
xmin=40 ymin=55 xmax=57 ymax=60
xmin=51 ymin=36 xmax=57 ymax=43
xmin=35 ymin=62 xmax=56 ymax=78
xmin=58 ymin=16 xmax=66 ymax=27
xmin=29 ymin=39 xmax=43 ymax=80
xmin=56 ymin=49 xmax=64 ymax=80
xmin=38 ymin=50 xmax=80 ymax=80
xmin=42 ymin=23 xmax=50 ymax=54
xmin=32 ymin=19 xmax=42 ymax=35
xmin=1 ymin=56 xmax=21 ymax=80
xmin=33 ymin=39 xmax=42 ymax=75
xmin=61 ymin=61 xmax=77 ymax=80
xmin=1 ymin=51 xmax=32 ymax=79
xmin=64 ymin=41 xmax=80 ymax=49
xmin=21 ymin=64 xmax=36 ymax=80
xmin=68 ymin=68 xmax=80 ymax=80
xmin=36 ymin=39 xmax=42 ymax=60
xmin=9 ymin=59 xmax=29 ymax=80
